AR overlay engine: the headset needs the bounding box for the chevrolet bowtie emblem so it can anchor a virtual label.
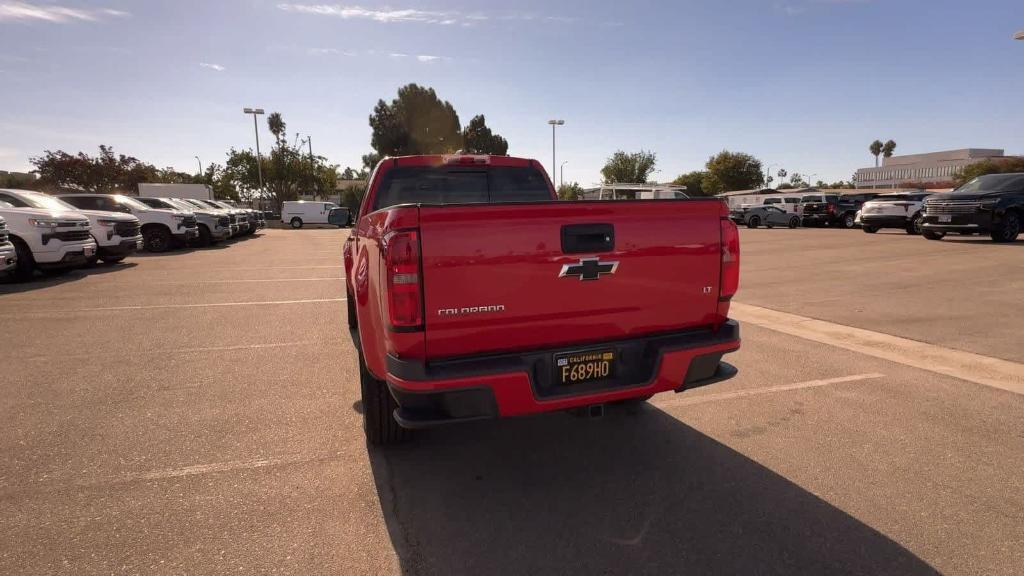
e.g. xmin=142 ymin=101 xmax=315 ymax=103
xmin=559 ymin=257 xmax=619 ymax=281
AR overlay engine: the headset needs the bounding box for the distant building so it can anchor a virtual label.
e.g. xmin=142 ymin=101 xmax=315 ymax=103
xmin=855 ymin=149 xmax=1009 ymax=189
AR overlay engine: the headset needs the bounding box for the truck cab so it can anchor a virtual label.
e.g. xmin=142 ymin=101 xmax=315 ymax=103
xmin=345 ymin=154 xmax=741 ymax=444
xmin=0 ymin=189 xmax=97 ymax=281
xmin=60 ymin=193 xmax=198 ymax=252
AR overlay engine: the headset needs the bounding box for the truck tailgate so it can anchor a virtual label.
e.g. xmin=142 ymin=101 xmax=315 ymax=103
xmin=418 ymin=200 xmax=724 ymax=360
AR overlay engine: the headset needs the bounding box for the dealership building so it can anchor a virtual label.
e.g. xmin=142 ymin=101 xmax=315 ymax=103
xmin=854 ymin=148 xmax=1010 ymax=189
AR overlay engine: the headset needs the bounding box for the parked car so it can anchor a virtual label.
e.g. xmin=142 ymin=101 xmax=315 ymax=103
xmin=0 ymin=209 xmax=18 ymax=276
xmin=329 ymin=206 xmax=352 ymax=227
xmin=136 ymin=197 xmax=232 ymax=246
xmin=801 ymin=193 xmax=878 ymax=228
xmin=176 ymin=198 xmax=240 ymax=236
xmin=194 ymin=199 xmax=249 ymax=236
xmin=731 ymin=204 xmax=801 ymax=229
xmin=282 ymin=200 xmax=338 ymax=228
xmin=761 ymin=196 xmax=804 ymax=214
xmin=0 ymin=189 xmax=141 ymax=264
xmin=60 ymin=193 xmax=198 ymax=252
xmin=921 ymin=173 xmax=1024 ymax=242
xmin=860 ymin=192 xmax=932 ymax=235
xmin=0 ymin=189 xmax=96 ymax=281
xmin=213 ymin=201 xmax=260 ymax=234
xmin=343 ymin=154 xmax=741 ymax=444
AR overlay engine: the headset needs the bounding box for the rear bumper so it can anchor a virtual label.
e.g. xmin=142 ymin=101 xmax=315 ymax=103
xmin=385 ymin=321 xmax=741 ymax=428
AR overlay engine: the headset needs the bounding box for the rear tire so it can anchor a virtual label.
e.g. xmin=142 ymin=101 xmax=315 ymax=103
xmin=290 ymin=217 xmax=303 ymax=229
xmin=923 ymin=230 xmax=945 ymax=241
xmin=10 ymin=238 xmax=35 ymax=282
xmin=990 ymin=211 xmax=1020 ymax=243
xmin=143 ymin=226 xmax=172 ymax=252
xmin=842 ymin=214 xmax=856 ymax=229
xmin=360 ymin=350 xmax=410 ymax=446
xmin=862 ymin=226 xmax=878 ymax=234
xmin=101 ymin=256 xmax=125 ymax=264
xmin=788 ymin=217 xmax=800 ymax=229
xmin=346 ymin=289 xmax=358 ymax=330
xmin=747 ymin=216 xmax=760 ymax=229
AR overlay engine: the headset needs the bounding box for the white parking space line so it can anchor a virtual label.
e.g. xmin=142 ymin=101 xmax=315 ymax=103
xmin=731 ymin=302 xmax=1024 ymax=396
xmin=76 ymin=298 xmax=347 ymax=312
xmin=137 ymin=453 xmax=335 ymax=481
xmin=15 ymin=341 xmax=326 ymax=362
xmin=653 ymin=373 xmax=885 ymax=409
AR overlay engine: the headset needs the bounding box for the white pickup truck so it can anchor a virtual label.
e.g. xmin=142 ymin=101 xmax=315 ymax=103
xmin=60 ymin=193 xmax=198 ymax=252
xmin=0 ymin=189 xmax=97 ymax=281
xmin=0 ymin=189 xmax=142 ymax=264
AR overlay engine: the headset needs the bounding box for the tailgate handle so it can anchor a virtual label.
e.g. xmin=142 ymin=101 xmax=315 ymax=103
xmin=561 ymin=224 xmax=614 ymax=254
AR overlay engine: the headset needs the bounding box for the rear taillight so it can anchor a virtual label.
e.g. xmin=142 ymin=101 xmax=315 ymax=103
xmin=720 ymin=219 xmax=740 ymax=301
xmin=385 ymin=230 xmax=423 ymax=329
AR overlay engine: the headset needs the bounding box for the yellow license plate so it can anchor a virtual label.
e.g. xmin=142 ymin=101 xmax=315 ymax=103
xmin=555 ymin=350 xmax=615 ymax=385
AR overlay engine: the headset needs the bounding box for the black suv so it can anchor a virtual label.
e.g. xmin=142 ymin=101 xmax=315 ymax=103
xmin=921 ymin=173 xmax=1024 ymax=243
xmin=800 ymin=193 xmax=878 ymax=228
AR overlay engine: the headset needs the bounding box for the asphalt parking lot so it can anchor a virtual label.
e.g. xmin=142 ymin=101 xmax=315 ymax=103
xmin=2 ymin=227 xmax=1023 ymax=575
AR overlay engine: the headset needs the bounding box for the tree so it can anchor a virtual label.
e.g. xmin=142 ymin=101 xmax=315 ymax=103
xmin=31 ymin=145 xmax=158 ymax=193
xmin=789 ymin=172 xmax=807 ymax=187
xmin=870 ymin=140 xmax=883 ymax=167
xmin=462 ymin=115 xmax=509 ymax=155
xmin=339 ymin=183 xmax=365 ymax=214
xmin=557 ymin=182 xmax=583 ymax=201
xmin=672 ymin=170 xmax=709 ymax=197
xmin=370 ymin=84 xmax=462 ymax=156
xmin=882 ymin=139 xmax=897 ymax=159
xmin=702 ymin=150 xmax=764 ymax=194
xmin=361 ymin=152 xmax=381 ymax=173
xmin=600 ymin=150 xmax=657 ymax=184
xmin=777 ymin=168 xmax=787 ymax=183
xmin=268 ymin=112 xmax=287 ymax=144
xmin=954 ymin=157 xmax=1024 ymax=186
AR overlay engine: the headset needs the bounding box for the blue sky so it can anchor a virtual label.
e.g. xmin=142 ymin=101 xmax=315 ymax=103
xmin=1 ymin=0 xmax=1023 ymax=186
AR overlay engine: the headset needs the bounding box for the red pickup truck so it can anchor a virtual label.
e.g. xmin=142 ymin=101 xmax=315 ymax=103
xmin=342 ymin=154 xmax=740 ymax=444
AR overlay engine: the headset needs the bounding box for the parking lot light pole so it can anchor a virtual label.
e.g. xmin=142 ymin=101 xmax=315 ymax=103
xmin=548 ymin=119 xmax=565 ymax=183
xmin=195 ymin=156 xmax=203 ymax=177
xmin=560 ymin=161 xmax=568 ymax=188
xmin=243 ymin=107 xmax=266 ymax=196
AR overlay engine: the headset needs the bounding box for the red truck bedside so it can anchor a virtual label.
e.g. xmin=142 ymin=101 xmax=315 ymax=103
xmin=342 ymin=154 xmax=740 ymax=444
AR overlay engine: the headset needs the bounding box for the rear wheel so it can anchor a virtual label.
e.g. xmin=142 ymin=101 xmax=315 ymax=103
xmin=290 ymin=217 xmax=303 ymax=229
xmin=862 ymin=226 xmax=878 ymax=234
xmin=10 ymin=238 xmax=35 ymax=282
xmin=747 ymin=216 xmax=760 ymax=229
xmin=906 ymin=213 xmax=923 ymax=235
xmin=788 ymin=217 xmax=800 ymax=229
xmin=360 ymin=350 xmax=410 ymax=445
xmin=923 ymin=230 xmax=945 ymax=241
xmin=991 ymin=211 xmax=1021 ymax=243
xmin=842 ymin=214 xmax=856 ymax=229
xmin=143 ymin=226 xmax=172 ymax=252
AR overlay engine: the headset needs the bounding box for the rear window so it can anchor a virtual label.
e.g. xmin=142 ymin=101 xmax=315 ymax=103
xmin=373 ymin=166 xmax=552 ymax=210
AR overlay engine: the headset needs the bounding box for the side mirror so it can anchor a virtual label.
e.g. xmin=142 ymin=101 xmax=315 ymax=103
xmin=328 ymin=208 xmax=350 ymax=227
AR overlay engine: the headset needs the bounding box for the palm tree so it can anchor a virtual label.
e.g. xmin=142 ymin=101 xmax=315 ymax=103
xmin=882 ymin=139 xmax=897 ymax=159
xmin=267 ymin=112 xmax=286 ymax=144
xmin=870 ymin=140 xmax=883 ymax=167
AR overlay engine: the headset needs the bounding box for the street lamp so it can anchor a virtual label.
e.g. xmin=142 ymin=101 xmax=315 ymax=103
xmin=560 ymin=161 xmax=568 ymax=188
xmin=195 ymin=156 xmax=203 ymax=177
xmin=807 ymin=173 xmax=819 ymax=188
xmin=765 ymin=165 xmax=775 ymax=188
xmin=547 ymin=119 xmax=565 ymax=183
xmin=242 ymin=107 xmax=265 ymax=197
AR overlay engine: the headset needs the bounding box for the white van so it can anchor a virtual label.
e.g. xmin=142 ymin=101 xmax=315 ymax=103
xmin=282 ymin=201 xmax=338 ymax=229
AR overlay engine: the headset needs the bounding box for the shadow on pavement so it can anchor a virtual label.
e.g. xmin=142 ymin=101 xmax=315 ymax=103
xmin=370 ymin=405 xmax=938 ymax=576
xmin=0 ymin=261 xmax=138 ymax=293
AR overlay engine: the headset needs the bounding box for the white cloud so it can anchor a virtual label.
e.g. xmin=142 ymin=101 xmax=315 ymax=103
xmin=0 ymin=2 xmax=130 ymax=23
xmin=199 ymin=62 xmax=225 ymax=72
xmin=308 ymin=47 xmax=339 ymax=55
xmin=277 ymin=4 xmax=573 ymax=27
xmin=416 ymin=54 xmax=451 ymax=63
xmin=388 ymin=52 xmax=408 ymax=58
